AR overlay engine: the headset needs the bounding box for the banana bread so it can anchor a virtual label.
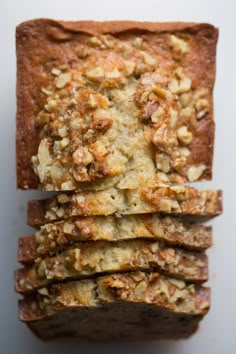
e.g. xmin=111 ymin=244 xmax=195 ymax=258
xmin=16 ymin=20 xmax=218 ymax=191
xmin=18 ymin=214 xmax=212 ymax=264
xmin=27 ymin=185 xmax=222 ymax=225
xmin=19 ymin=271 xmax=210 ymax=340
xmin=15 ymin=239 xmax=208 ymax=294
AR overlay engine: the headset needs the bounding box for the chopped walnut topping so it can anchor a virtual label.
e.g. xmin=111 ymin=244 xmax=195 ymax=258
xmin=140 ymin=90 xmax=150 ymax=103
xmin=70 ymin=118 xmax=81 ymax=131
xmin=73 ymin=249 xmax=81 ymax=271
xmin=56 ymin=73 xmax=71 ymax=89
xmin=51 ymin=68 xmax=62 ymax=76
xmin=56 ymin=208 xmax=64 ymax=218
xmin=106 ymin=69 xmax=122 ymax=79
xmin=35 ymin=139 xmax=52 ymax=182
xmin=179 ymin=93 xmax=191 ymax=107
xmin=151 ymin=106 xmax=164 ymax=123
xmin=168 ymin=278 xmax=186 ymax=289
xmin=30 ymin=31 xmax=214 ymax=190
xmin=45 ymin=100 xmax=57 ymax=112
xmin=159 ymin=198 xmax=172 ymax=212
xmin=88 ymin=36 xmax=103 ymax=47
xmin=156 ymin=153 xmax=171 ymax=173
xmin=141 ymin=51 xmax=157 ymax=66
xmin=160 ymin=248 xmax=176 ymax=264
xmin=38 ymin=287 xmax=49 ymax=296
xmin=170 ymin=35 xmax=189 ymax=55
xmin=150 ymin=243 xmax=159 ymax=252
xmin=152 ymin=124 xmax=178 ymax=147
xmin=187 ymin=165 xmax=207 ymax=182
xmin=156 ymin=172 xmax=169 ymax=183
xmin=88 ymin=93 xmax=99 ymax=108
xmin=170 ymin=108 xmax=178 ymax=128
xmin=60 ymin=138 xmax=70 ymax=149
xmin=61 ymin=181 xmax=75 ymax=191
xmin=38 ymin=260 xmax=47 ymax=278
xmin=50 ymin=163 xmax=64 ymax=180
xmin=196 ymin=98 xmax=208 ymax=112
xmin=168 ymin=69 xmax=192 ymax=94
xmin=152 ymin=86 xmax=168 ymax=100
xmin=76 ymin=195 xmax=85 ymax=204
xmin=75 ymin=44 xmax=91 ymax=58
xmin=181 ymin=107 xmax=194 ymax=120
xmin=177 ymin=126 xmax=193 ymax=145
xmin=178 ymin=147 xmax=190 ymax=157
xmin=123 ymin=61 xmax=135 ymax=76
xmin=133 ymin=37 xmax=143 ymax=49
xmin=58 ymin=126 xmax=68 ymax=138
xmin=196 ymin=98 xmax=209 ymax=119
xmin=134 ymin=281 xmax=147 ymax=296
xmin=197 ymin=109 xmax=208 ymax=120
xmin=41 ymin=87 xmax=53 ymax=96
xmin=57 ymin=194 xmax=70 ymax=203
xmin=86 ymin=67 xmax=104 ymax=81
xmin=45 ymin=210 xmax=57 ymax=220
xmin=63 ymin=223 xmax=75 ymax=234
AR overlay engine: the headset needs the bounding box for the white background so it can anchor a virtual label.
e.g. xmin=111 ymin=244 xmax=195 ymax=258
xmin=0 ymin=0 xmax=235 ymax=353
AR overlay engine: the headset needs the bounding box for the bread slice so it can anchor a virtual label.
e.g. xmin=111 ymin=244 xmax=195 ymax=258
xmin=15 ymin=239 xmax=208 ymax=294
xmin=16 ymin=19 xmax=218 ymax=191
xmin=19 ymin=271 xmax=210 ymax=340
xmin=18 ymin=214 xmax=212 ymax=264
xmin=27 ymin=185 xmax=222 ymax=226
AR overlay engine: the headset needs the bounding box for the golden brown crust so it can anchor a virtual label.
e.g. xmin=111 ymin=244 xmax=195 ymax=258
xmin=18 ymin=271 xmax=210 ymax=340
xmin=27 ymin=185 xmax=223 ymax=226
xmin=16 ymin=19 xmax=218 ymax=190
xmin=15 ymin=239 xmax=208 ymax=294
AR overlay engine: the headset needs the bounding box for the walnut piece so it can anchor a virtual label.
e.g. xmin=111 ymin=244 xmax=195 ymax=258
xmin=170 ymin=35 xmax=189 ymax=54
xmin=177 ymin=126 xmax=193 ymax=145
xmin=156 ymin=153 xmax=171 ymax=173
xmin=187 ymin=165 xmax=207 ymax=182
xmin=56 ymin=73 xmax=71 ymax=89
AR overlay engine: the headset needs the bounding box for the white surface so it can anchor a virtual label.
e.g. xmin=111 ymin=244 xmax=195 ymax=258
xmin=0 ymin=0 xmax=234 ymax=353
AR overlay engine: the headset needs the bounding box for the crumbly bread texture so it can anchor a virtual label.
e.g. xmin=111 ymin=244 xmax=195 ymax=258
xmin=18 ymin=215 xmax=212 ymax=264
xmin=15 ymin=239 xmax=208 ymax=294
xmin=27 ymin=185 xmax=222 ymax=226
xmin=16 ymin=19 xmax=218 ymax=191
xmin=19 ymin=271 xmax=210 ymax=340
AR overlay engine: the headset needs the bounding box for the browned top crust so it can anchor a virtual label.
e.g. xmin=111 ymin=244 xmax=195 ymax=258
xmin=27 ymin=185 xmax=223 ymax=226
xmin=16 ymin=19 xmax=218 ymax=190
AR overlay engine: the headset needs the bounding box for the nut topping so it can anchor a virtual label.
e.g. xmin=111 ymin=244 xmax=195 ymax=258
xmin=29 ymin=29 xmax=214 ymax=190
xmin=187 ymin=165 xmax=207 ymax=182
xmin=177 ymin=126 xmax=193 ymax=145
xmin=56 ymin=73 xmax=71 ymax=89
xmin=170 ymin=35 xmax=189 ymax=55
